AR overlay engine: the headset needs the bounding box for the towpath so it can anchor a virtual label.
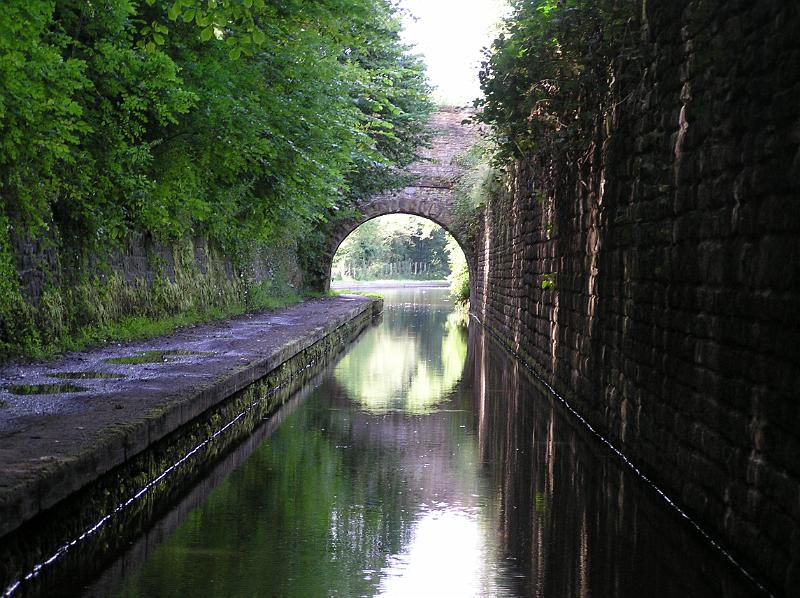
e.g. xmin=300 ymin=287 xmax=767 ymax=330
xmin=0 ymin=294 xmax=380 ymax=538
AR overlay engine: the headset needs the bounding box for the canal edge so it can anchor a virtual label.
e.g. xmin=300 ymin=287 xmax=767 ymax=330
xmin=0 ymin=297 xmax=383 ymax=542
xmin=468 ymin=310 xmax=777 ymax=598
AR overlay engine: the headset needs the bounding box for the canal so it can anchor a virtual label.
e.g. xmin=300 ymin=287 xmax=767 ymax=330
xmin=71 ymin=287 xmax=764 ymax=597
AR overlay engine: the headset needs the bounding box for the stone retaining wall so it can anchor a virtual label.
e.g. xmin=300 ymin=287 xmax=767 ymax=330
xmin=473 ymin=1 xmax=799 ymax=593
xmin=4 ymin=231 xmax=304 ymax=359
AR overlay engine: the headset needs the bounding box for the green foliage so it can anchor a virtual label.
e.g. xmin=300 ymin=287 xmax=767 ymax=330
xmin=55 ymin=308 xmax=240 ymax=358
xmin=451 ymin=139 xmax=497 ymax=242
xmin=475 ymin=1 xmax=639 ymax=298
xmin=0 ymin=0 xmax=432 ymax=252
xmin=329 ymin=290 xmax=383 ymax=300
xmin=340 ymin=2 xmax=436 ymax=199
xmin=0 ymin=214 xmax=40 ymax=358
xmin=245 ymin=282 xmax=301 ymax=312
xmin=477 ymin=0 xmax=637 ymax=163
xmin=332 ymin=215 xmax=452 ymax=281
xmin=448 ymin=261 xmax=470 ymax=305
xmin=0 ymin=0 xmax=434 ymax=359
xmin=444 ymin=232 xmax=469 ymax=305
xmin=7 ymin=255 xmax=305 ymax=362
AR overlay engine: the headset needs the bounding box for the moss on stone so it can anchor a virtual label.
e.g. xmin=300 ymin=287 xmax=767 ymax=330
xmin=1 ymin=233 xmax=305 ymax=363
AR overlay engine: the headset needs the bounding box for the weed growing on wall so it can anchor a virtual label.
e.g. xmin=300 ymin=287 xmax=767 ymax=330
xmin=0 ymin=214 xmax=40 ymax=358
xmin=451 ymin=140 xmax=498 ymax=241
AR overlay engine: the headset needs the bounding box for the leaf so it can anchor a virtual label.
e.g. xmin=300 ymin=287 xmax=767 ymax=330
xmin=252 ymin=28 xmax=265 ymax=44
xmin=168 ymin=4 xmax=180 ymax=20
xmin=229 ymin=47 xmax=241 ymax=60
xmin=200 ymin=27 xmax=214 ymax=42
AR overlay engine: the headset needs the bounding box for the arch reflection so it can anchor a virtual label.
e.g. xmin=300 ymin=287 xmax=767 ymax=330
xmin=334 ymin=289 xmax=468 ymax=414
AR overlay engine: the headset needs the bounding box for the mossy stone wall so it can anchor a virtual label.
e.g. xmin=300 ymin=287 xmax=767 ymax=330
xmin=1 ymin=232 xmax=304 ymax=361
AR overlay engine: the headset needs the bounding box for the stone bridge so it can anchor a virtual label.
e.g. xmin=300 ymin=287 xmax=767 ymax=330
xmin=315 ymin=108 xmax=480 ymax=290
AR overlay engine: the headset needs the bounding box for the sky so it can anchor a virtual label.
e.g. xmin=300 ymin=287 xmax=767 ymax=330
xmin=398 ymin=0 xmax=509 ymax=106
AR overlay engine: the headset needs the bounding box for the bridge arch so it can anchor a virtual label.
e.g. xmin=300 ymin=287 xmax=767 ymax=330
xmin=312 ymin=108 xmax=480 ymax=296
xmin=323 ymin=193 xmax=475 ymax=292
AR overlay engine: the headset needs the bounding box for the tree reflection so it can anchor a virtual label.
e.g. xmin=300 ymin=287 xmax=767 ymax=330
xmin=83 ymin=288 xmax=765 ymax=598
xmin=334 ymin=289 xmax=467 ymax=414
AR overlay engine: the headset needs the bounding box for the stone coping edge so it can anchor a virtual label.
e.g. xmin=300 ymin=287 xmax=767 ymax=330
xmin=0 ymin=297 xmax=382 ymax=539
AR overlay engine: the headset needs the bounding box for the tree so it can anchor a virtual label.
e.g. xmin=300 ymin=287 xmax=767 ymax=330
xmin=0 ymin=0 xmax=435 ymax=358
xmin=0 ymin=0 xmax=434 ymax=252
xmin=332 ymin=215 xmax=453 ymax=281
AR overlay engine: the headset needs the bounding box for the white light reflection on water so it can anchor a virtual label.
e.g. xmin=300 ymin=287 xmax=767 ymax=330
xmin=377 ymin=505 xmax=512 ymax=598
xmin=334 ymin=290 xmax=467 ymax=415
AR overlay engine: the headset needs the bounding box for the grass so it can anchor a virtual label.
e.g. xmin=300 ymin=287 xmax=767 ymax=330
xmin=8 ymin=283 xmax=387 ymax=365
xmin=103 ymin=350 xmax=211 ymax=365
xmin=329 ymin=289 xmax=384 ymax=300
xmin=4 ymin=383 xmax=90 ymax=395
xmin=51 ymin=372 xmax=126 ymax=379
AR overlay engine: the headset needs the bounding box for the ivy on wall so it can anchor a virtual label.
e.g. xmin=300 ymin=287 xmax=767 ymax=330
xmin=477 ymin=0 xmax=638 ymax=166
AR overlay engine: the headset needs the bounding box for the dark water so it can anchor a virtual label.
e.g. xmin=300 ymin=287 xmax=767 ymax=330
xmin=81 ymin=288 xmax=766 ymax=598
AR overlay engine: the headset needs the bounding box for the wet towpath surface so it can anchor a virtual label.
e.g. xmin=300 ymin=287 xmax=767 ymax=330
xmin=0 ymin=295 xmax=378 ymax=541
xmin=58 ymin=287 xmax=770 ymax=597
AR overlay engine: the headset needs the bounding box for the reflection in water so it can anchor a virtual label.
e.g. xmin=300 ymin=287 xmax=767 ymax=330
xmin=378 ymin=507 xmax=507 ymax=598
xmin=471 ymin=330 xmax=765 ymax=598
xmin=82 ymin=287 xmax=767 ymax=598
xmin=335 ymin=289 xmax=467 ymax=414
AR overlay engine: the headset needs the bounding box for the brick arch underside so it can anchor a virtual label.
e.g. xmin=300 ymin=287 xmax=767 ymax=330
xmin=321 ymin=188 xmax=475 ymax=293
